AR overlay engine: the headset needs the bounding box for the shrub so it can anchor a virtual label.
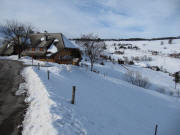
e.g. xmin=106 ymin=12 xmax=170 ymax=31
xmin=157 ymin=87 xmax=166 ymax=94
xmin=168 ymin=39 xmax=173 ymax=44
xmin=114 ymin=51 xmax=124 ymax=55
xmin=133 ymin=46 xmax=139 ymax=50
xmin=118 ymin=59 xmax=124 ymax=64
xmin=125 ymin=71 xmax=150 ymax=88
xmin=92 ymin=69 xmax=100 ymax=73
xmin=133 ymin=56 xmax=140 ymax=61
xmin=131 ymin=55 xmax=152 ymax=62
xmin=169 ymin=91 xmax=174 ymax=96
xmin=152 ymin=51 xmax=159 ymax=55
xmin=100 ymin=62 xmax=104 ymax=65
xmin=123 ymin=56 xmax=129 ymax=64
xmin=128 ymin=61 xmax=134 ymax=65
xmin=112 ymin=59 xmax=116 ymax=64
xmin=100 ymin=55 xmax=109 ymax=60
xmin=102 ymin=45 xmax=107 ymax=50
xmin=141 ymin=55 xmax=152 ymax=61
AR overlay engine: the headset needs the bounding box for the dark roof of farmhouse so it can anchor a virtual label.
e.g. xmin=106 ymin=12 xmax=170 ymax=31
xmin=0 ymin=33 xmax=78 ymax=56
xmin=29 ymin=33 xmax=77 ymax=49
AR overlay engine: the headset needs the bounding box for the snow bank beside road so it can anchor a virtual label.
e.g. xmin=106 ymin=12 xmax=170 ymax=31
xmin=22 ymin=67 xmax=57 ymax=135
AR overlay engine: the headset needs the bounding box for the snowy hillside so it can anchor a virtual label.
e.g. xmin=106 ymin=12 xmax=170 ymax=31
xmin=1 ymin=38 xmax=180 ymax=135
xmin=104 ymin=39 xmax=180 ymax=73
xmin=25 ymin=61 xmax=180 ymax=135
xmin=1 ymin=55 xmax=178 ymax=135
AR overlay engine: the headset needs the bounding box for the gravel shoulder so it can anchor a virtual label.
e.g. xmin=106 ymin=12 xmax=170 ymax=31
xmin=0 ymin=59 xmax=26 ymax=135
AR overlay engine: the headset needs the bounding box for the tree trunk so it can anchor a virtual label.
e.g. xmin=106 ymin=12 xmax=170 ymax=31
xmin=90 ymin=60 xmax=93 ymax=71
xmin=18 ymin=46 xmax=21 ymax=59
xmin=18 ymin=37 xmax=21 ymax=59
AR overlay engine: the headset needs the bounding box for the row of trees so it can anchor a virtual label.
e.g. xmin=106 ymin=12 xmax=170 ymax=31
xmin=0 ymin=20 xmax=34 ymax=58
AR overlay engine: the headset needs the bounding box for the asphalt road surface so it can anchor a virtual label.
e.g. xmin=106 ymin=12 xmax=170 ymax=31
xmin=0 ymin=60 xmax=26 ymax=135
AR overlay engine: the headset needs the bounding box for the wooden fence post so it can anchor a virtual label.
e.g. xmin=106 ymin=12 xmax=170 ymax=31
xmin=47 ymin=70 xmax=50 ymax=80
xmin=32 ymin=55 xmax=33 ymax=66
xmin=154 ymin=124 xmax=158 ymax=135
xmin=38 ymin=63 xmax=40 ymax=70
xmin=71 ymin=86 xmax=76 ymax=104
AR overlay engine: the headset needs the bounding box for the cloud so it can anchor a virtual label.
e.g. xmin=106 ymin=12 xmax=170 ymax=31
xmin=0 ymin=0 xmax=179 ymax=38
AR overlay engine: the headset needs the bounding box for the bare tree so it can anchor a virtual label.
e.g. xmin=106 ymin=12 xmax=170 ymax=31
xmin=125 ymin=71 xmax=150 ymax=88
xmin=80 ymin=33 xmax=105 ymax=71
xmin=0 ymin=20 xmax=34 ymax=58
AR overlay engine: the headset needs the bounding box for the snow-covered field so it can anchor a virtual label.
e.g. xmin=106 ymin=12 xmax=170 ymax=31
xmin=27 ymin=61 xmax=180 ymax=135
xmin=1 ymin=38 xmax=180 ymax=135
xmin=104 ymin=39 xmax=180 ymax=73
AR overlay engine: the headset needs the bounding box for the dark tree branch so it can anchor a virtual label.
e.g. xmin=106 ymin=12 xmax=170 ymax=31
xmin=0 ymin=20 xmax=34 ymax=58
xmin=79 ymin=33 xmax=105 ymax=71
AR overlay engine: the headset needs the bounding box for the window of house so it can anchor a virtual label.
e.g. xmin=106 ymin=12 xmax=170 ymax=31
xmin=59 ymin=55 xmax=72 ymax=60
xmin=62 ymin=55 xmax=72 ymax=60
xmin=35 ymin=48 xmax=39 ymax=51
xmin=40 ymin=48 xmax=44 ymax=51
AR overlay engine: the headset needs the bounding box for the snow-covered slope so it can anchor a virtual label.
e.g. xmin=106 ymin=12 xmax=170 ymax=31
xmin=1 ymin=49 xmax=180 ymax=135
xmin=31 ymin=61 xmax=180 ymax=135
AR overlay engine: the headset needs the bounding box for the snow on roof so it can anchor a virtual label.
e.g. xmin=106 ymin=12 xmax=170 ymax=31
xmin=7 ymin=43 xmax=11 ymax=48
xmin=7 ymin=41 xmax=14 ymax=48
xmin=46 ymin=53 xmax=53 ymax=57
xmin=41 ymin=37 xmax=45 ymax=41
xmin=47 ymin=44 xmax=58 ymax=53
xmin=54 ymin=39 xmax=59 ymax=42
xmin=62 ymin=34 xmax=77 ymax=48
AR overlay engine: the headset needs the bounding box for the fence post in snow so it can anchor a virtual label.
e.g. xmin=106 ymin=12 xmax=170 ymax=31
xmin=38 ymin=63 xmax=40 ymax=70
xmin=154 ymin=124 xmax=158 ymax=135
xmin=71 ymin=86 xmax=76 ymax=104
xmin=47 ymin=70 xmax=50 ymax=80
xmin=32 ymin=55 xmax=33 ymax=66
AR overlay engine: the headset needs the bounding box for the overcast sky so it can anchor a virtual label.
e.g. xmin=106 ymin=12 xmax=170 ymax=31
xmin=0 ymin=0 xmax=180 ymax=38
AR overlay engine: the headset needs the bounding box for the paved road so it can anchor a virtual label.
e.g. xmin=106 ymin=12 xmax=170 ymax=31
xmin=0 ymin=60 xmax=26 ymax=135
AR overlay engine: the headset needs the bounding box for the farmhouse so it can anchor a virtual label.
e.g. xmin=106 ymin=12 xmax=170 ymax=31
xmin=22 ymin=33 xmax=81 ymax=65
xmin=0 ymin=33 xmax=82 ymax=65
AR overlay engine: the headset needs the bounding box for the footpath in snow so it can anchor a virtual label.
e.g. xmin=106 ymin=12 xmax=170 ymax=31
xmin=22 ymin=67 xmax=57 ymax=135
